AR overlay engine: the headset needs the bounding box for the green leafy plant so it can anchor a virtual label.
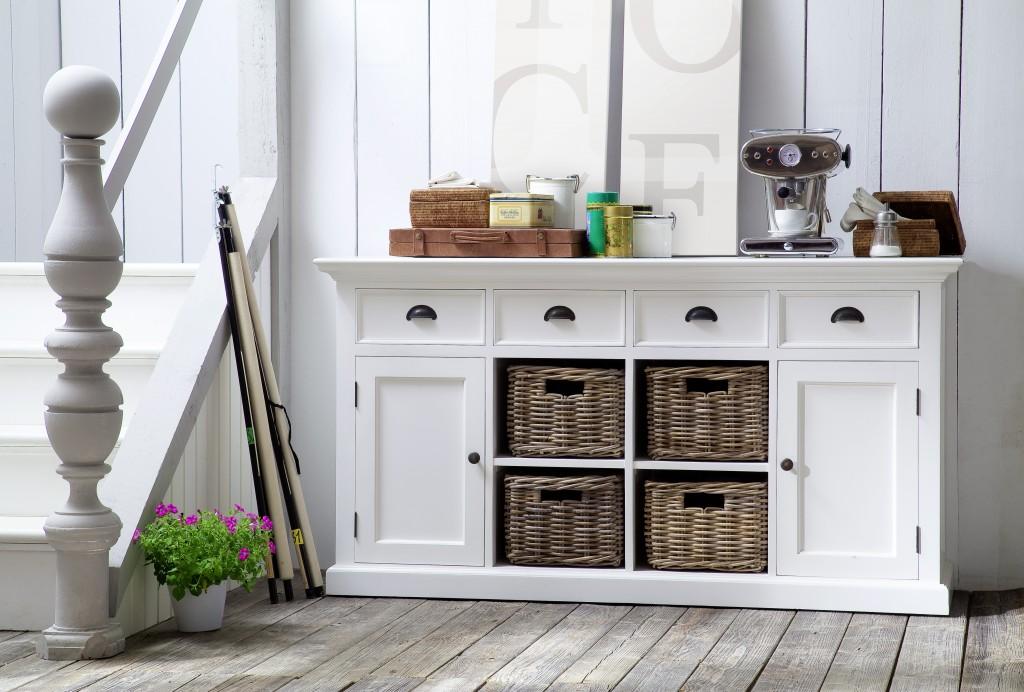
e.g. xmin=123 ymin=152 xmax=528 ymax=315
xmin=134 ymin=503 xmax=275 ymax=600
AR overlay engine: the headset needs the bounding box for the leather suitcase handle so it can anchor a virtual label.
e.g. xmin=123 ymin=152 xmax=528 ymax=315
xmin=450 ymin=230 xmax=509 ymax=244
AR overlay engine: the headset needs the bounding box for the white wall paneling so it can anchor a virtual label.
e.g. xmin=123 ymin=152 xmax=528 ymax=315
xmin=10 ymin=0 xmax=61 ymax=261
xmin=288 ymin=0 xmax=357 ymax=576
xmin=880 ymin=0 xmax=961 ymax=191
xmin=118 ymin=0 xmax=184 ymax=262
xmin=0 ymin=3 xmax=14 ymax=260
xmin=805 ymin=0 xmax=883 ymax=255
xmin=355 ymin=0 xmax=430 ymax=257
xmin=429 ymin=0 xmax=496 ymax=182
xmin=492 ymin=0 xmax=612 ymax=225
xmin=620 ymin=0 xmax=742 ymax=255
xmin=957 ymin=0 xmax=1024 ymax=591
xmin=736 ymin=0 xmax=805 ymax=242
xmin=181 ymin=0 xmax=240 ymax=261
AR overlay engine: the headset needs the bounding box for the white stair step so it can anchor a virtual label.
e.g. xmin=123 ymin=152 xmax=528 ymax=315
xmin=0 ymin=516 xmax=55 ymax=630
xmin=0 ymin=355 xmax=156 ymax=429
xmin=0 ymin=263 xmax=196 ymax=352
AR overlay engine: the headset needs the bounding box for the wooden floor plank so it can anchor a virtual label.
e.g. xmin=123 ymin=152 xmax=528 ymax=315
xmin=482 ymin=603 xmax=632 ymax=691
xmin=751 ymin=611 xmax=851 ymax=692
xmin=681 ymin=609 xmax=794 ymax=691
xmin=548 ymin=606 xmax=685 ymax=691
xmin=0 ymin=632 xmax=22 ymax=645
xmin=612 ymin=608 xmax=737 ymax=692
xmin=347 ymin=677 xmax=423 ymax=692
xmin=366 ymin=600 xmax=525 ymax=680
xmin=416 ymin=602 xmax=577 ymax=691
xmin=242 ymin=598 xmax=422 ymax=680
xmin=0 ymin=653 xmax=75 ymax=692
xmin=890 ymin=591 xmax=969 ymax=692
xmin=172 ymin=673 xmax=294 ymax=692
xmin=820 ymin=613 xmax=908 ymax=692
xmin=0 ymin=633 xmax=37 ymax=667
xmin=961 ymin=589 xmax=1024 ymax=691
xmin=279 ymin=599 xmax=472 ymax=691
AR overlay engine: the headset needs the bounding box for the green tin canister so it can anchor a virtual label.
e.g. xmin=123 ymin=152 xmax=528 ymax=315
xmin=586 ymin=191 xmax=619 ymax=256
xmin=604 ymin=205 xmax=634 ymax=257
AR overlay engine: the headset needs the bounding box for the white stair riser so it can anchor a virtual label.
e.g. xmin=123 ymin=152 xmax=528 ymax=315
xmin=0 ymin=269 xmax=193 ymax=351
xmin=0 ymin=447 xmax=68 ymax=516
xmin=0 ymin=544 xmax=56 ymax=630
xmin=0 ymin=357 xmax=154 ymax=428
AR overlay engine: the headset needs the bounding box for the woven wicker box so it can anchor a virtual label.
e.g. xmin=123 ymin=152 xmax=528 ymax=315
xmin=644 ymin=479 xmax=767 ymax=572
xmin=505 ymin=473 xmax=624 ymax=567
xmin=507 ymin=365 xmax=624 ymax=458
xmin=645 ymin=365 xmax=768 ymax=461
xmin=409 ymin=188 xmax=494 ymax=229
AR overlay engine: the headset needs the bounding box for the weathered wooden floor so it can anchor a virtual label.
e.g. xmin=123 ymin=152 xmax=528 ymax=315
xmin=2 ymin=586 xmax=1018 ymax=691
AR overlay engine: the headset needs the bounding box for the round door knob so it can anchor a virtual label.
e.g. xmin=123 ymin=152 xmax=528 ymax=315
xmin=468 ymin=452 xmax=480 ymax=465
xmin=780 ymin=458 xmax=794 ymax=471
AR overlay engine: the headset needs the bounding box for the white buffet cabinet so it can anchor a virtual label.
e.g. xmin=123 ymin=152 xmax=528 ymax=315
xmin=317 ymin=257 xmax=961 ymax=614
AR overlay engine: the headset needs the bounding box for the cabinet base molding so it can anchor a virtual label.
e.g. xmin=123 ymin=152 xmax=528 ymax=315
xmin=326 ymin=565 xmax=952 ymax=615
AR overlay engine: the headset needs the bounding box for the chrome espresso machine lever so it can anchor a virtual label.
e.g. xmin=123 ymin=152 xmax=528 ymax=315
xmin=739 ymin=128 xmax=851 ymax=257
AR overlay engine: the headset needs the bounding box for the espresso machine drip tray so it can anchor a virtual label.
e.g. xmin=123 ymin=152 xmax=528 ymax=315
xmin=739 ymin=237 xmax=840 ymax=257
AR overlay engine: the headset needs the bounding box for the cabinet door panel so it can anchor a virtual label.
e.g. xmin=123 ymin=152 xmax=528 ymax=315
xmin=355 ymin=357 xmax=485 ymax=566
xmin=777 ymin=361 xmax=918 ymax=579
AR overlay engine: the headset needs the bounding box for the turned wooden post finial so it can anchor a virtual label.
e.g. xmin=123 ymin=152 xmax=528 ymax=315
xmin=37 ymin=65 xmax=126 ymax=661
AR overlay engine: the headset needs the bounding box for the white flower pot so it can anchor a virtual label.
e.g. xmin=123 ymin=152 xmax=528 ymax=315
xmin=170 ymin=582 xmax=227 ymax=632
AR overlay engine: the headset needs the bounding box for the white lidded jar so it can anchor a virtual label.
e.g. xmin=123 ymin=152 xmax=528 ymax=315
xmin=869 ymin=203 xmax=902 ymax=257
xmin=526 ymin=175 xmax=580 ymax=229
xmin=632 ymin=212 xmax=676 ymax=257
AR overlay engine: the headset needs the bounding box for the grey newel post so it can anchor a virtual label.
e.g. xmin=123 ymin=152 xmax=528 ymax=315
xmin=37 ymin=66 xmax=126 ymax=660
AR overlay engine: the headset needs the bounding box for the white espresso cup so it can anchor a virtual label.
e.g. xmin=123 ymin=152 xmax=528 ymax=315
xmin=774 ymin=209 xmax=819 ymax=233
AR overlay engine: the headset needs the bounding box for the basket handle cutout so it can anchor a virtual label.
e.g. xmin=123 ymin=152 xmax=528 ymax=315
xmin=683 ymin=492 xmax=725 ymax=510
xmin=685 ymin=378 xmax=729 ymax=394
xmin=545 ymin=379 xmax=585 ymax=397
xmin=540 ymin=488 xmax=585 ymax=503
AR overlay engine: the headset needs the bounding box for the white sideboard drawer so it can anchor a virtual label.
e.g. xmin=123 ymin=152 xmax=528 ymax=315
xmin=779 ymin=291 xmax=919 ymax=348
xmin=634 ymin=290 xmax=769 ymax=347
xmin=356 ymin=289 xmax=485 ymax=344
xmin=494 ymin=290 xmax=626 ymax=346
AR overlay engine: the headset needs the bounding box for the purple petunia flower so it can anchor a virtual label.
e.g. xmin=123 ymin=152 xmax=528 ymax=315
xmin=154 ymin=503 xmax=168 ymax=518
xmin=234 ymin=503 xmax=245 ymax=512
xmin=246 ymin=512 xmax=257 ymax=521
xmin=223 ymin=515 xmax=238 ymax=534
xmin=131 ymin=528 xmax=141 ymax=543
xmin=166 ymin=503 xmax=178 ymax=515
xmin=185 ymin=514 xmax=198 ymax=526
xmin=238 ymin=547 xmax=250 ymax=561
xmin=260 ymin=516 xmax=273 ymax=531
xmin=268 ymin=540 xmax=276 ymax=555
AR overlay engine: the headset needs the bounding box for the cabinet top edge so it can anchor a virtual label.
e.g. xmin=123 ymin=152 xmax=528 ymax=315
xmin=314 ymin=257 xmax=963 ymax=284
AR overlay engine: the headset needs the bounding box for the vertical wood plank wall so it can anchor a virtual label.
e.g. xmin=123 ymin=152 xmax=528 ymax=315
xmin=290 ymin=0 xmax=1024 ymax=591
xmin=0 ymin=0 xmax=239 ymax=262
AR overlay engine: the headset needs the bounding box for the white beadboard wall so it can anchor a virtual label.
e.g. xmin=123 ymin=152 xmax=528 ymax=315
xmin=0 ymin=0 xmax=239 ymax=262
xmin=290 ymin=0 xmax=1024 ymax=590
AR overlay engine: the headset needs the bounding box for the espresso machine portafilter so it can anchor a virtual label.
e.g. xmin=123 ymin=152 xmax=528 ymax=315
xmin=739 ymin=128 xmax=851 ymax=256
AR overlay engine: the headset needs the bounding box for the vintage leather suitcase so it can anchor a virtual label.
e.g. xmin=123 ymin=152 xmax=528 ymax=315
xmin=389 ymin=228 xmax=587 ymax=258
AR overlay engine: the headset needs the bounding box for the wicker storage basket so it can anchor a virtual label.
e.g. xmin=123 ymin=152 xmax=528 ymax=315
xmin=507 ymin=365 xmax=624 ymax=458
xmin=645 ymin=365 xmax=768 ymax=461
xmin=505 ymin=473 xmax=623 ymax=567
xmin=644 ymin=479 xmax=767 ymax=572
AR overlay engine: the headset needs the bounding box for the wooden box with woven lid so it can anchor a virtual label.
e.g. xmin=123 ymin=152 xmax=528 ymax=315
xmin=409 ymin=187 xmax=494 ymax=228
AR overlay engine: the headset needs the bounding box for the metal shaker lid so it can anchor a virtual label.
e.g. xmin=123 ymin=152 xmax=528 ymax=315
xmin=875 ymin=202 xmax=898 ymax=225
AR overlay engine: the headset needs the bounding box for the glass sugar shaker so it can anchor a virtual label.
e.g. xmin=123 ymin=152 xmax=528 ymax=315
xmin=870 ymin=203 xmax=902 ymax=257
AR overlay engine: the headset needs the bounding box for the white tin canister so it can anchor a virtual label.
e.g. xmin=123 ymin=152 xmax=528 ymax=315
xmin=632 ymin=212 xmax=676 ymax=257
xmin=526 ymin=175 xmax=580 ymax=229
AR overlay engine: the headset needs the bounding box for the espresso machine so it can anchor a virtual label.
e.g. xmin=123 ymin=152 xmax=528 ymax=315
xmin=739 ymin=128 xmax=851 ymax=256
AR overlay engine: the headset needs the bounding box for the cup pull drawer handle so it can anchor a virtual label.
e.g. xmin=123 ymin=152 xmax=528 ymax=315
xmin=406 ymin=305 xmax=438 ymax=321
xmin=685 ymin=306 xmax=718 ymax=322
xmin=830 ymin=306 xmax=865 ymax=323
xmin=544 ymin=305 xmax=576 ymax=322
